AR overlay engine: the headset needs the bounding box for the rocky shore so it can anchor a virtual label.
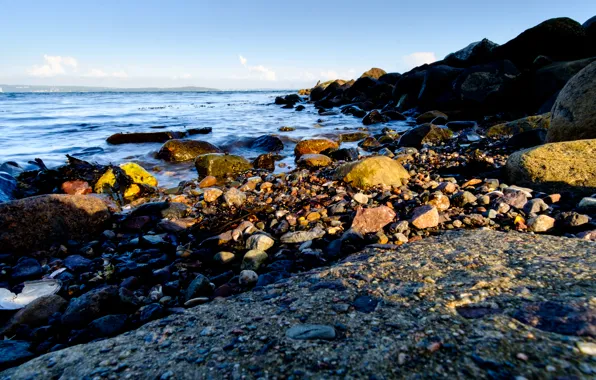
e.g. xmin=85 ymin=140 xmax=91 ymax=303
xmin=1 ymin=15 xmax=596 ymax=377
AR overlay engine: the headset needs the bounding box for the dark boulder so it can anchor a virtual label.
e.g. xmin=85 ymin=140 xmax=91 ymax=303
xmin=444 ymin=39 xmax=499 ymax=67
xmin=253 ymin=153 xmax=276 ymax=171
xmin=360 ymin=67 xmax=387 ymax=79
xmin=341 ymin=105 xmax=367 ymax=118
xmin=585 ymin=15 xmax=596 ymax=55
xmin=398 ymin=124 xmax=453 ymax=148
xmin=107 ymin=131 xmax=187 ymax=145
xmin=362 ymin=110 xmax=389 ymax=125
xmin=378 ymin=72 xmax=402 ymax=85
xmin=250 ymin=135 xmax=284 ymax=152
xmin=417 ymin=65 xmax=463 ymax=110
xmin=61 ymin=286 xmax=122 ymax=328
xmin=157 ymin=139 xmax=222 ymax=162
xmin=492 ymin=17 xmax=589 ymax=69
xmin=328 ymin=148 xmax=359 ymax=162
xmin=392 ymin=69 xmax=427 ymax=111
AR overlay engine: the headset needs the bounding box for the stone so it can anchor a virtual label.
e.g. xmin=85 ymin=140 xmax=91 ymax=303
xmin=444 ymin=38 xmax=499 ymax=67
xmin=578 ymin=197 xmax=596 ymax=212
xmin=224 ymin=188 xmax=246 ymax=207
xmin=119 ymin=162 xmax=158 ymax=187
xmin=64 ymin=255 xmax=92 ymax=273
xmin=357 ymin=137 xmax=381 ymax=150
xmin=506 ymin=139 xmax=596 ymax=194
xmin=241 ymin=250 xmax=268 ymax=271
xmin=501 ymin=189 xmax=528 ymax=209
xmin=487 ymin=113 xmax=551 ymax=137
xmin=89 ymin=314 xmax=128 ymax=338
xmin=11 ymin=258 xmax=42 ymax=282
xmin=352 ymin=193 xmax=369 ymax=204
xmin=329 ymin=148 xmax=359 ymax=162
xmin=294 ymin=138 xmax=339 ymax=158
xmin=506 ymin=129 xmax=548 ymax=149
xmin=246 ymin=234 xmax=275 ymax=251
xmin=286 ymin=324 xmax=336 ymax=340
xmin=139 ymin=304 xmax=166 ymax=323
xmin=250 ymin=135 xmax=284 ymax=152
xmin=131 ymin=201 xmax=190 ymax=219
xmin=0 ymin=340 xmax=34 ymax=370
xmin=61 ymin=286 xmax=121 ymax=328
xmin=253 ymin=153 xmax=276 ymax=171
xmin=416 ymin=110 xmax=448 ymax=124
xmin=0 ymin=295 xmax=67 ymax=337
xmin=106 ymin=131 xmax=186 ymax=145
xmin=338 ymin=131 xmax=369 ymax=142
xmin=238 ymin=270 xmax=258 ymax=286
xmin=281 ymin=227 xmax=326 ymax=244
xmin=452 ymin=191 xmax=476 ymax=207
xmin=528 ymin=215 xmax=556 ymax=232
xmin=428 ymin=192 xmax=451 ymax=211
xmin=61 ymin=180 xmax=92 ymax=195
xmin=523 ymin=198 xmax=549 ymax=215
xmin=410 ymin=205 xmax=439 ymax=229
xmin=297 ymin=154 xmax=332 ymax=168
xmin=185 ymin=275 xmax=213 ymax=301
xmin=203 ymin=188 xmax=223 ymax=203
xmin=360 ymin=67 xmax=387 ymax=79
xmin=0 ymin=171 xmax=17 ymax=203
xmin=334 ymin=156 xmax=410 ymax=189
xmin=157 ymin=139 xmax=221 ymax=162
xmin=547 ymin=61 xmax=596 ymax=142
xmin=353 ymin=295 xmax=379 ymax=313
xmin=195 ymin=153 xmax=252 ymax=178
xmin=351 ymin=206 xmax=396 ymax=234
xmin=362 ymin=110 xmax=388 ymax=125
xmin=398 ymin=124 xmax=453 ymax=148
xmin=0 ymin=195 xmax=110 ymax=253
xmin=198 ymin=176 xmax=217 ymax=188
xmin=213 ymin=251 xmax=235 ymax=265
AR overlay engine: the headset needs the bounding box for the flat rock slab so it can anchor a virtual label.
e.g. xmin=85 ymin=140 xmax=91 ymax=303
xmin=2 ymin=230 xmax=595 ymax=379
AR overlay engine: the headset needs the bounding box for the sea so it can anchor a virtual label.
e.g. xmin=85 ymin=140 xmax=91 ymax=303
xmin=0 ymin=91 xmax=412 ymax=186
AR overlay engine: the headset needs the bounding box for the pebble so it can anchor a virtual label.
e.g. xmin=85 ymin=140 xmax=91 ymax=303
xmin=203 ymin=188 xmax=223 ymax=202
xmin=527 ymin=215 xmax=555 ymax=232
xmin=213 ymin=251 xmax=235 ymax=265
xmin=238 ymin=270 xmax=258 ymax=286
xmin=198 ymin=176 xmax=217 ymax=188
xmin=224 ymin=188 xmax=246 ymax=207
xmin=352 ymin=193 xmax=369 ymax=204
xmin=410 ymin=205 xmax=439 ymax=229
xmin=241 ymin=250 xmax=268 ymax=271
xmin=286 ymin=324 xmax=336 ymax=340
xmin=246 ymin=234 xmax=275 ymax=251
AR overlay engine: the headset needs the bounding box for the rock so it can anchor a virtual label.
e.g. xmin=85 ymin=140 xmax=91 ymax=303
xmin=527 ymin=215 xmax=556 ymax=232
xmin=246 ymin=234 xmax=275 ymax=251
xmin=241 ymin=250 xmax=268 ymax=271
xmin=11 ymin=258 xmax=42 ymax=282
xmin=338 ymin=131 xmax=369 ymax=142
xmin=382 ymin=110 xmax=406 ymax=121
xmin=106 ymin=131 xmax=186 ymax=145
xmin=362 ymin=110 xmax=388 ymax=125
xmin=157 ymin=140 xmax=221 ymax=162
xmin=286 ymin=324 xmax=336 ymax=340
xmin=253 ymin=153 xmax=276 ymax=171
xmin=501 ymin=189 xmax=528 ymax=209
xmin=547 ymin=61 xmax=596 ymax=142
xmin=61 ymin=286 xmax=121 ymax=328
xmin=0 ymin=171 xmax=17 ymax=203
xmin=213 ymin=251 xmax=235 ymax=265
xmin=487 ymin=113 xmax=551 ymax=137
xmin=294 ymin=138 xmax=339 ymax=158
xmin=95 ymin=162 xmax=158 ymax=198
xmin=203 ymin=188 xmax=223 ymax=203
xmin=506 ymin=139 xmax=596 ymax=194
xmin=353 ymin=295 xmax=379 ymax=313
xmin=446 ymin=121 xmax=478 ymax=131
xmin=297 ymin=154 xmax=332 ymax=168
xmin=351 ymin=206 xmax=396 ymax=234
xmin=280 ymin=227 xmax=326 ymax=244
xmin=357 ymin=137 xmax=381 ymax=151
xmin=61 ymin=180 xmax=92 ymax=195
xmin=329 ymin=148 xmax=359 ymax=162
xmin=410 ymin=205 xmax=439 ymax=229
xmin=251 ymin=135 xmax=284 ymax=152
xmin=428 ymin=192 xmax=451 ymax=211
xmin=0 ymin=295 xmax=67 ymax=337
xmin=0 ymin=340 xmax=34 ymax=370
xmin=198 ymin=176 xmax=217 ymax=188
xmin=185 ymin=275 xmax=213 ymax=301
xmin=444 ymin=38 xmax=499 ymax=67
xmin=523 ymin=198 xmax=549 ymax=215
xmin=507 ymin=129 xmax=547 ymax=149
xmin=139 ymin=304 xmax=166 ymax=324
xmin=334 ymin=156 xmax=410 ymax=189
xmin=398 ymin=124 xmax=453 ymax=148
xmin=417 ymin=66 xmax=463 ymax=110
xmin=493 ymin=17 xmax=589 ymax=69
xmin=0 ymin=195 xmax=110 ymax=253
xmin=341 ymin=106 xmax=367 ymax=118
xmin=378 ymin=72 xmax=402 ymax=85
xmin=416 ymin=110 xmax=448 ymax=124
xmin=578 ymin=197 xmax=596 ymax=212
xmin=195 ymin=153 xmax=252 ymax=178
xmin=360 ymin=68 xmax=387 ymax=79
xmin=238 ymin=270 xmax=258 ymax=286
xmin=223 ymin=188 xmax=246 ymax=207
xmin=64 ymin=255 xmax=92 ymax=273
xmin=88 ymin=314 xmax=128 ymax=338
xmin=131 ymin=201 xmax=190 ymax=219
xmin=452 ymin=191 xmax=477 ymax=207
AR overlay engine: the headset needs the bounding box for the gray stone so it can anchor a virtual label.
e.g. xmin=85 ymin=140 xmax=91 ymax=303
xmin=280 ymin=227 xmax=326 ymax=244
xmin=245 ymin=234 xmax=275 ymax=251
xmin=185 ymin=275 xmax=213 ymax=301
xmin=286 ymin=324 xmax=336 ymax=340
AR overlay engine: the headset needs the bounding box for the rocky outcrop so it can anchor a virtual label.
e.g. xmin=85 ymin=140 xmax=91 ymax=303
xmin=157 ymin=139 xmax=222 ymax=162
xmin=444 ymin=38 xmax=499 ymax=67
xmin=547 ymin=61 xmax=596 ymax=142
xmin=3 ymin=230 xmax=594 ymax=379
xmin=0 ymin=194 xmax=111 ymax=253
xmin=506 ymin=139 xmax=596 ymax=194
xmin=334 ymin=156 xmax=410 ymax=189
xmin=194 ymin=153 xmax=252 ymax=178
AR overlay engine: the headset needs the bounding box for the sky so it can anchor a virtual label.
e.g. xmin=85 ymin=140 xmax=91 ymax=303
xmin=0 ymin=1 xmax=594 ymax=89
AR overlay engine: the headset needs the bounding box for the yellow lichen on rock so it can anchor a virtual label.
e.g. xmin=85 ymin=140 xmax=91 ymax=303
xmin=119 ymin=162 xmax=158 ymax=187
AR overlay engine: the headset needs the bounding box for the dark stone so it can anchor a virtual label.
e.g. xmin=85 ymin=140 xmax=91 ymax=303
xmin=327 ymin=148 xmax=359 ymax=162
xmin=381 ymin=110 xmax=406 ymax=121
xmin=446 ymin=121 xmax=477 ymax=131
xmin=88 ymin=314 xmax=128 ymax=338
xmin=295 ymin=105 xmax=305 ymax=111
xmin=0 ymin=171 xmax=17 ymax=203
xmin=362 ymin=110 xmax=388 ymax=125
xmin=418 ymin=65 xmax=463 ymax=110
xmin=352 ymin=295 xmax=379 ymax=313
xmin=341 ymin=105 xmax=367 ymax=118
xmin=398 ymin=124 xmax=453 ymax=148
xmin=11 ymin=257 xmax=42 ymax=282
xmin=513 ymin=301 xmax=596 ymax=337
xmin=444 ymin=38 xmax=500 ymax=67
xmin=107 ymin=131 xmax=187 ymax=145
xmin=255 ymin=271 xmax=288 ymax=288
xmin=0 ymin=340 xmax=34 ymax=370
xmin=139 ymin=304 xmax=166 ymax=324
xmin=185 ymin=274 xmax=213 ymax=301
xmin=456 ymin=306 xmax=502 ymax=319
xmin=130 ymin=202 xmax=191 ymax=220
xmin=253 ymin=153 xmax=276 ymax=171
xmin=507 ymin=129 xmax=547 ymax=149
xmin=187 ymin=127 xmax=212 ymax=135
xmin=61 ymin=286 xmax=121 ymax=328
xmin=64 ymin=255 xmax=92 ymax=273
xmin=378 ymin=72 xmax=402 ymax=85
xmin=250 ymin=135 xmax=284 ymax=152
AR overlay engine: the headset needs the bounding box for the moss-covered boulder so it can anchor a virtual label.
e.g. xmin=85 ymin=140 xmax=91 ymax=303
xmin=195 ymin=153 xmax=252 ymax=178
xmin=487 ymin=113 xmax=551 ymax=137
xmin=506 ymin=139 xmax=596 ymax=194
xmin=334 ymin=156 xmax=410 ymax=189
xmin=157 ymin=139 xmax=221 ymax=162
xmin=294 ymin=138 xmax=339 ymax=158
xmin=547 ymin=61 xmax=596 ymax=143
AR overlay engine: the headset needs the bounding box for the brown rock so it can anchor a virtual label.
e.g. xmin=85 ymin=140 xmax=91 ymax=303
xmin=157 ymin=139 xmax=221 ymax=162
xmin=416 ymin=111 xmax=448 ymax=124
xmin=106 ymin=131 xmax=186 ymax=145
xmin=0 ymin=295 xmax=67 ymax=336
xmin=0 ymin=195 xmax=111 ymax=253
xmin=297 ymin=154 xmax=332 ymax=168
xmin=294 ymin=138 xmax=339 ymax=158
xmin=428 ymin=192 xmax=451 ymax=211
xmin=351 ymin=206 xmax=396 ymax=234
xmin=203 ymin=188 xmax=223 ymax=203
xmin=410 ymin=205 xmax=439 ymax=229
xmin=61 ymin=180 xmax=92 ymax=195
xmin=198 ymin=176 xmax=217 ymax=188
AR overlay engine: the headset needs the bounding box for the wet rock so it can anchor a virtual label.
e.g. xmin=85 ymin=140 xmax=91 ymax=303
xmin=0 ymin=295 xmax=67 ymax=337
xmin=506 ymin=139 xmax=596 ymax=194
xmin=64 ymin=255 xmax=92 ymax=273
xmin=61 ymin=180 xmax=92 ymax=195
xmin=213 ymin=251 xmax=235 ymax=265
xmin=203 ymin=188 xmax=223 ymax=203
xmin=294 ymin=138 xmax=339 ymax=158
xmin=351 ymin=206 xmax=396 ymax=234
xmin=0 ymin=340 xmax=34 ymax=370
xmin=416 ymin=110 xmax=448 ymax=124
xmin=338 ymin=131 xmax=369 ymax=143
xmin=357 ymin=137 xmax=381 ymax=151
xmin=286 ymin=324 xmax=336 ymax=340
xmin=157 ymin=140 xmax=222 ymax=162
xmin=185 ymin=274 xmax=213 ymax=301
xmin=89 ymin=314 xmax=128 ymax=338
xmin=252 ymin=153 xmax=275 ymax=171
xmin=198 ymin=176 xmax=217 ymax=188
xmin=547 ymin=61 xmax=596 ymax=142
xmin=334 ymin=156 xmax=410 ymax=189
xmin=224 ymin=188 xmax=246 ymax=207
xmin=241 ymin=250 xmax=268 ymax=271
xmin=328 ymin=148 xmax=359 ymax=162
xmin=250 ymin=135 xmax=284 ymax=152
xmin=281 ymin=227 xmax=326 ymax=244
xmin=11 ymin=258 xmax=42 ymax=282
xmin=0 ymin=171 xmax=17 ymax=203
xmin=398 ymin=124 xmax=453 ymax=148
xmin=506 ymin=129 xmax=547 ymax=149
xmin=0 ymin=194 xmax=110 ymax=253
xmin=410 ymin=205 xmax=439 ymax=229
xmin=382 ymin=110 xmax=406 ymax=121
xmin=341 ymin=106 xmax=367 ymax=118
xmin=246 ymin=234 xmax=275 ymax=251
xmin=131 ymin=201 xmax=191 ymax=219
xmin=239 ymin=270 xmax=258 ymax=286
xmin=527 ymin=215 xmax=555 ymax=232
xmin=195 ymin=153 xmax=252 ymax=178
xmin=362 ymin=110 xmax=388 ymax=125
xmin=487 ymin=113 xmax=551 ymax=137
xmin=297 ymin=154 xmax=332 ymax=168
xmin=61 ymin=286 xmax=121 ymax=328
xmin=352 ymin=295 xmax=379 ymax=313
xmin=139 ymin=304 xmax=166 ymax=324
xmin=106 ymin=131 xmax=186 ymax=145
xmin=513 ymin=301 xmax=595 ymax=337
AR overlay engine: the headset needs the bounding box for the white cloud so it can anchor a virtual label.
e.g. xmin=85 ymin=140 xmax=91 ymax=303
xmin=402 ymin=52 xmax=437 ymax=70
xmin=28 ymin=55 xmax=78 ymax=77
xmin=238 ymin=55 xmax=276 ymax=81
xmin=239 ymin=55 xmax=247 ymax=66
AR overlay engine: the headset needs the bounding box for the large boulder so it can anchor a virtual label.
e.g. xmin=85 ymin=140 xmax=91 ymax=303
xmin=398 ymin=124 xmax=453 ymax=148
xmin=157 ymin=140 xmax=221 ymax=162
xmin=294 ymin=138 xmax=339 ymax=158
xmin=194 ymin=153 xmax=252 ymax=178
xmin=378 ymin=72 xmax=402 ymax=85
xmin=334 ymin=156 xmax=410 ymax=189
xmin=0 ymin=295 xmax=67 ymax=336
xmin=585 ymin=16 xmax=596 ymax=55
xmin=547 ymin=61 xmax=596 ymax=142
xmin=493 ymin=17 xmax=589 ymax=69
xmin=506 ymin=139 xmax=596 ymax=194
xmin=0 ymin=194 xmax=111 ymax=253
xmin=486 ymin=113 xmax=551 ymax=138
xmin=417 ymin=65 xmax=463 ymax=110
xmin=444 ymin=38 xmax=499 ymax=67
xmin=250 ymin=135 xmax=284 ymax=152
xmin=392 ymin=69 xmax=427 ymax=111
xmin=360 ymin=68 xmax=387 ymax=80
xmin=61 ymin=286 xmax=122 ymax=328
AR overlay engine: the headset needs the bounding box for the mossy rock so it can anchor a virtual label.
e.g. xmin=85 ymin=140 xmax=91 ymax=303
xmin=195 ymin=153 xmax=252 ymax=178
xmin=334 ymin=156 xmax=410 ymax=189
xmin=487 ymin=113 xmax=551 ymax=137
xmin=94 ymin=163 xmax=156 ymax=199
xmin=506 ymin=139 xmax=596 ymax=194
xmin=157 ymin=139 xmax=221 ymax=162
xmin=119 ymin=163 xmax=158 ymax=187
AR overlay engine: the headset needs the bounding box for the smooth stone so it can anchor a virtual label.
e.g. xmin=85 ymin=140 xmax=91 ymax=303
xmin=294 ymin=138 xmax=339 ymax=158
xmin=351 ymin=206 xmax=396 ymax=235
xmin=224 ymin=188 xmax=247 ymax=207
xmin=297 ymin=154 xmax=332 ymax=168
xmin=246 ymin=234 xmax=275 ymax=251
xmin=528 ymin=215 xmax=556 ymax=232
xmin=280 ymin=227 xmax=326 ymax=244
xmin=185 ymin=275 xmax=213 ymax=301
xmin=157 ymin=139 xmax=221 ymax=162
xmin=195 ymin=153 xmax=252 ymax=178
xmin=11 ymin=258 xmax=42 ymax=282
xmin=61 ymin=286 xmax=121 ymax=328
xmin=238 ymin=270 xmax=258 ymax=286
xmin=203 ymin=188 xmax=223 ymax=203
xmin=213 ymin=251 xmax=235 ymax=265
xmin=334 ymin=156 xmax=410 ymax=189
xmin=410 ymin=205 xmax=439 ymax=229
xmin=286 ymin=324 xmax=336 ymax=340
xmin=241 ymin=250 xmax=268 ymax=271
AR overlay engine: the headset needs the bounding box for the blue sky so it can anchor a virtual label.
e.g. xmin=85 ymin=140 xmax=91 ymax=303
xmin=0 ymin=1 xmax=594 ymax=89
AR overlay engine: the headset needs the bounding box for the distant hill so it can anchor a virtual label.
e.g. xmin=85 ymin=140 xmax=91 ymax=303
xmin=0 ymin=85 xmax=219 ymax=93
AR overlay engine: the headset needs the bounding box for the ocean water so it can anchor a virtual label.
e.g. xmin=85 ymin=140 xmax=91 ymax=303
xmin=0 ymin=91 xmax=412 ymax=186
